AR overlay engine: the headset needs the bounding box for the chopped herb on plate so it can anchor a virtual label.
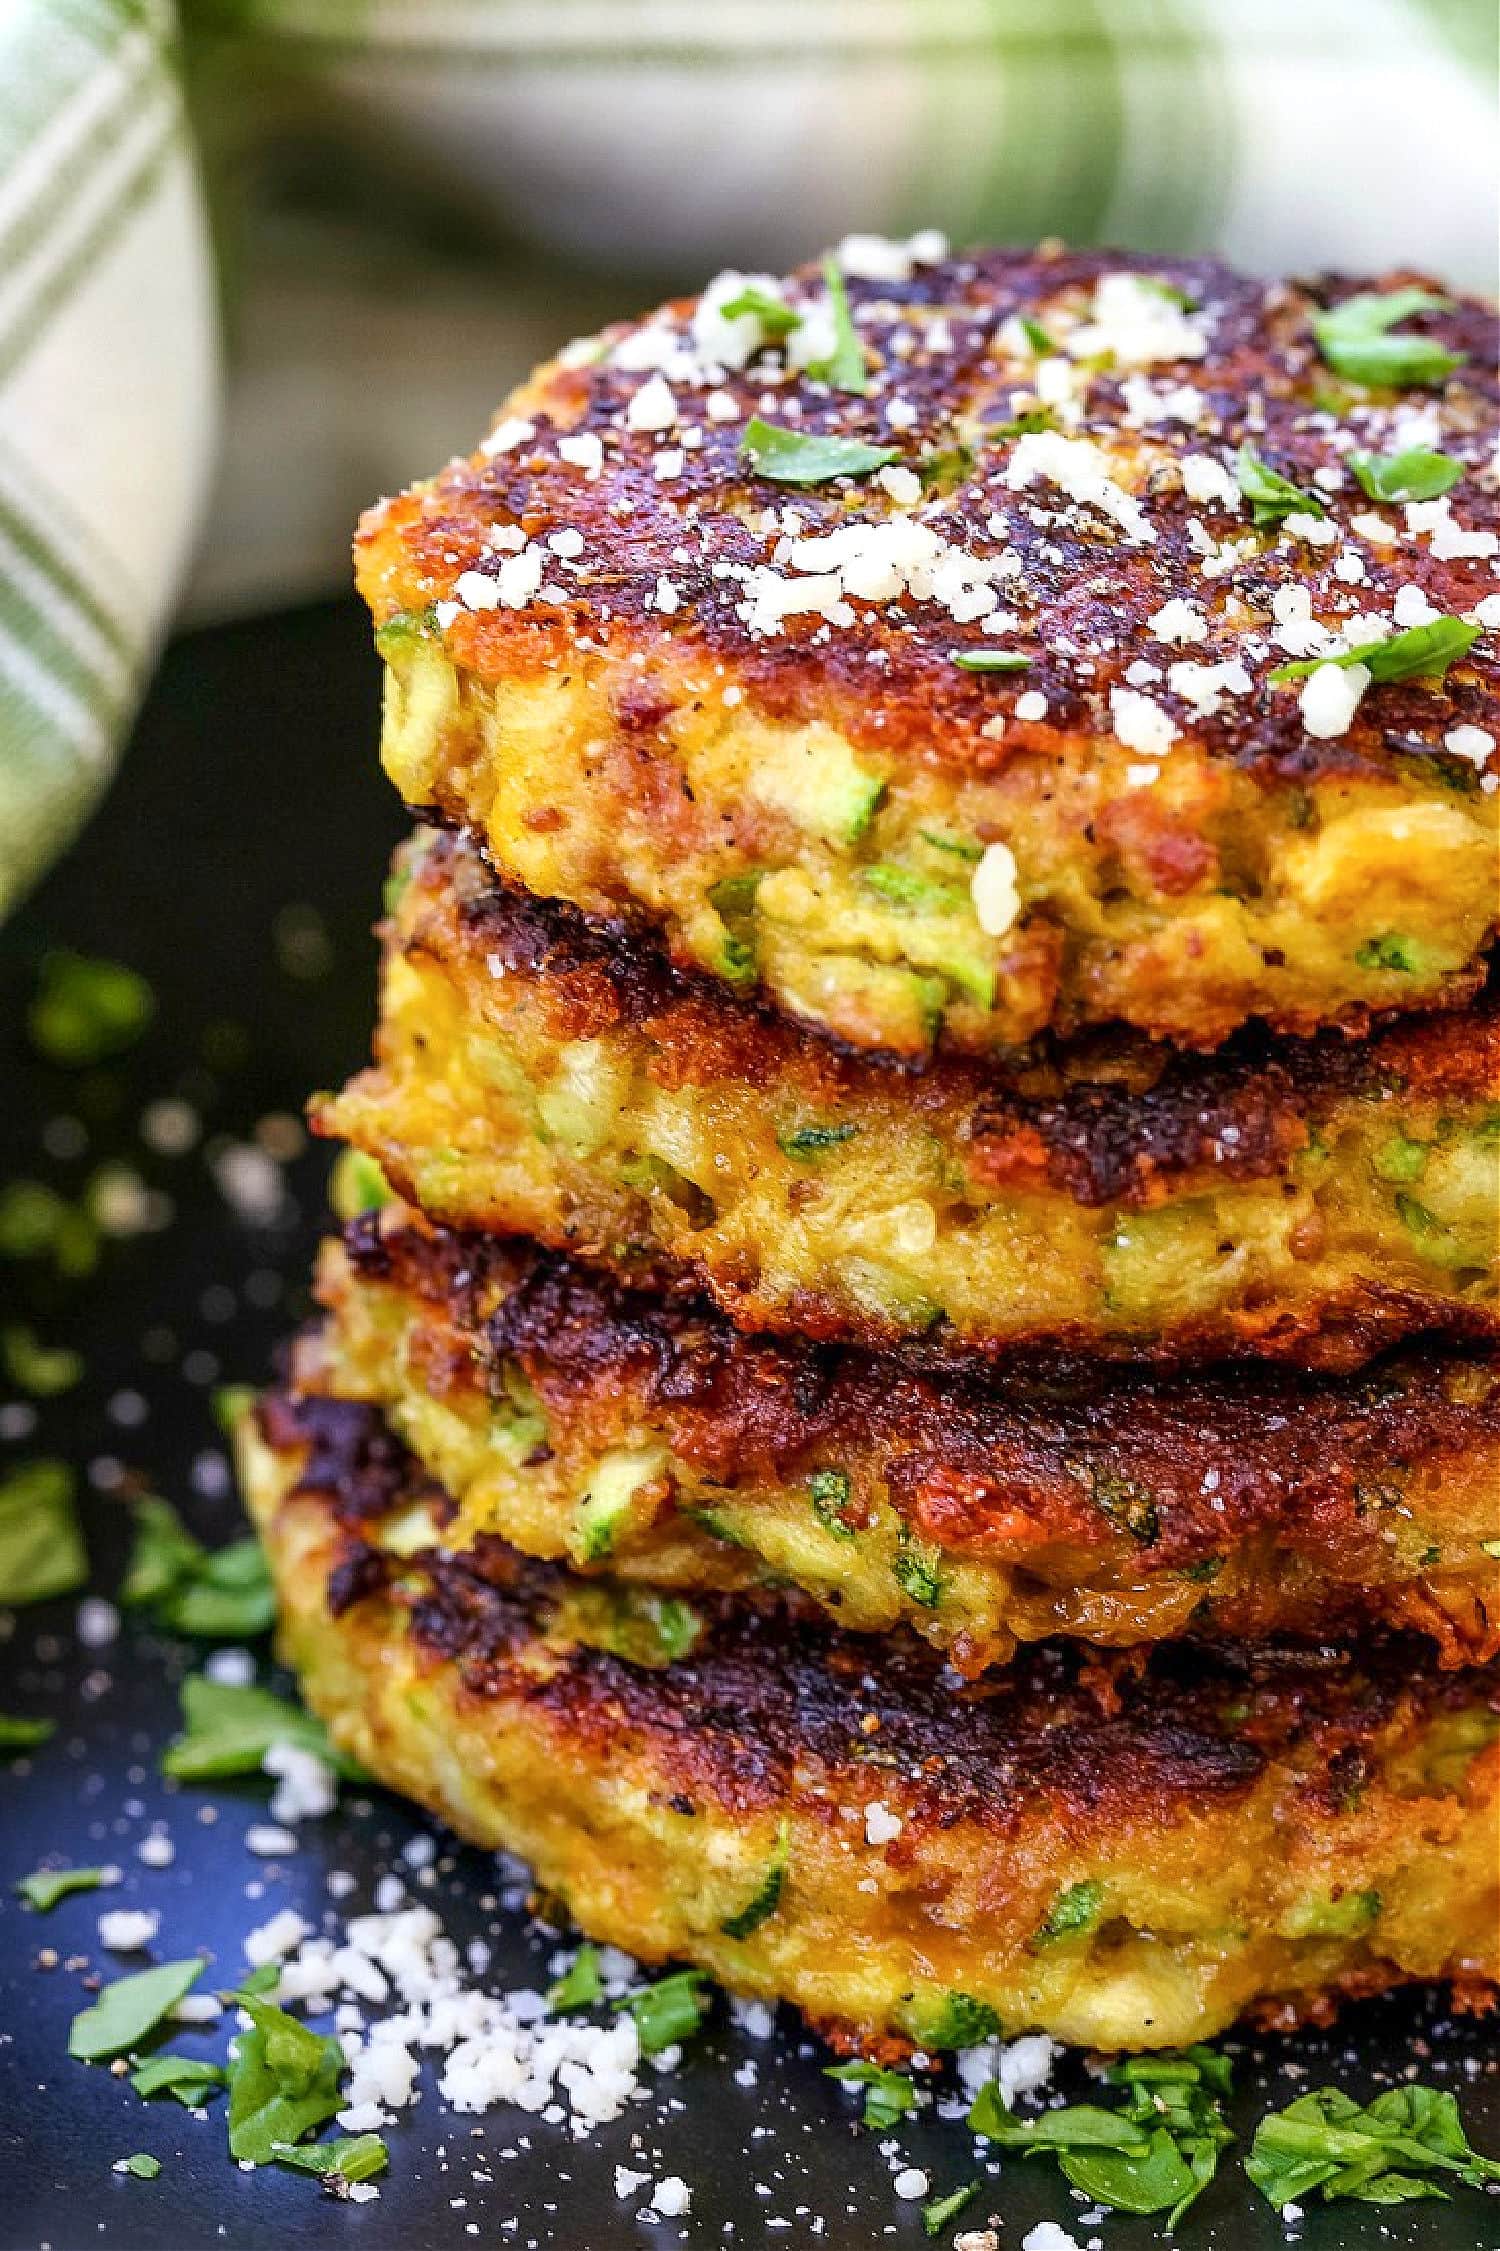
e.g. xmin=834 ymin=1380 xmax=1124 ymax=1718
xmin=825 ymin=2060 xmax=915 ymax=2132
xmin=28 ymin=950 xmax=154 ymax=1066
xmin=717 ymin=284 xmax=801 ymax=340
xmin=546 ymin=1943 xmax=604 ymax=2014
xmin=272 ymin=2133 xmax=390 ymax=2185
xmin=1247 ymin=2082 xmax=1500 ymax=2209
xmin=922 ymin=2181 xmax=979 ymax=2237
xmin=971 ymin=2043 xmax=1234 ymax=2230
xmin=122 ymin=1496 xmax=274 ymax=1639
xmin=130 ymin=2055 xmax=228 ymax=2105
xmin=615 ymin=1969 xmax=711 ymax=2056
xmin=69 ymin=1958 xmax=206 ymax=2062
xmin=225 ymin=1991 xmax=348 ymax=2164
xmin=0 ymin=1712 xmax=55 ymax=1751
xmin=0 ymin=1459 xmax=87 ymax=1605
xmin=161 ymin=1672 xmax=362 ymax=1783
xmin=1 ymin=1323 xmax=83 ymax=1396
xmin=15 ymin=1864 xmax=114 ymax=1912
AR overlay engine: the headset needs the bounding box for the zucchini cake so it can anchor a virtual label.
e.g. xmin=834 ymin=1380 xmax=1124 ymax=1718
xmin=243 ymin=1389 xmax=1500 ymax=2058
xmin=300 ymin=1200 xmax=1500 ymax=1676
xmin=357 ymin=244 xmax=1499 ymax=1062
xmin=315 ymin=827 xmax=1500 ymax=1368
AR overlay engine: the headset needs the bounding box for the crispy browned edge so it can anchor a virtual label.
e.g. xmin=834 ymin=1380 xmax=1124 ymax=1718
xmin=312 ymin=828 xmax=1500 ymax=1370
xmin=261 ymin=1384 xmax=1500 ymax=1846
xmin=318 ymin=1204 xmax=1500 ymax=1664
xmin=391 ymin=827 xmax=1500 ymax=1204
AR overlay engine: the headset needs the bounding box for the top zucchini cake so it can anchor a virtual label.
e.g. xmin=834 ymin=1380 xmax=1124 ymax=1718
xmin=358 ymin=239 xmax=1499 ymax=1062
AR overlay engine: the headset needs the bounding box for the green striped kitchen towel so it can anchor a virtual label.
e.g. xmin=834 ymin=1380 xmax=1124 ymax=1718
xmin=2 ymin=0 xmax=1494 ymax=909
xmin=0 ymin=0 xmax=217 ymax=918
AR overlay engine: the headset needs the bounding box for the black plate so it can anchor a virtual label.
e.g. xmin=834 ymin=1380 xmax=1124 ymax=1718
xmin=2 ymin=601 xmax=1497 ymax=2251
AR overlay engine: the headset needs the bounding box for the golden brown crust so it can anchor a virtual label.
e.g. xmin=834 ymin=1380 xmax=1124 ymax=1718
xmin=309 ymin=1204 xmax=1500 ymax=1668
xmin=421 ymin=829 xmax=1500 ymax=1205
xmin=357 ymin=249 xmax=1498 ymax=793
xmin=356 ymin=247 xmax=1499 ymax=1053
xmin=244 ymin=1395 xmax=1500 ymax=2054
xmin=313 ymin=827 xmax=1500 ymax=1370
xmin=259 ymin=1384 xmax=1498 ymax=1871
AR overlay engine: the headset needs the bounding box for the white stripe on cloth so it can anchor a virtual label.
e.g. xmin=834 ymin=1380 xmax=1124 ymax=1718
xmin=0 ymin=611 xmax=114 ymax=766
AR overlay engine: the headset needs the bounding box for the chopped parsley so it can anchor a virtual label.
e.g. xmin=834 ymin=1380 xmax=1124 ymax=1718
xmin=117 ymin=2153 xmax=161 ymax=2181
xmin=0 ymin=1711 xmax=55 ymax=1751
xmin=807 ymin=256 xmax=868 ymax=395
xmin=1019 ymin=316 xmax=1055 ymax=355
xmin=1311 ymin=289 xmax=1463 ymax=388
xmin=922 ymin=2182 xmax=980 ymax=2237
xmin=1348 ymin=446 xmax=1462 ymax=503
xmin=28 ymin=950 xmax=154 ymax=1066
xmin=272 ymin=2133 xmax=390 ymax=2185
xmin=950 ymin=648 xmax=1032 ymax=672
xmin=121 ymin=1497 xmax=274 ymax=1639
xmin=130 ymin=2055 xmax=228 ymax=2105
xmin=1 ymin=1323 xmax=82 ymax=1396
xmin=546 ymin=1943 xmax=604 ymax=2014
xmin=717 ymin=284 xmax=801 ymax=339
xmin=1270 ymin=614 xmax=1479 ymax=686
xmin=69 ymin=1958 xmax=206 ymax=2062
xmin=1234 ymin=443 xmax=1324 ymax=527
xmin=971 ymin=2044 xmax=1234 ymax=2230
xmin=825 ymin=2060 xmax=916 ymax=2132
xmin=1246 ymin=2083 xmax=1500 ymax=2210
xmin=225 ymin=1990 xmax=347 ymax=2164
xmin=15 ymin=1864 xmax=113 ymax=1912
xmin=740 ymin=415 xmax=899 ymax=485
xmin=720 ymin=1820 xmax=790 ymax=1940
xmin=0 ymin=1179 xmax=98 ymax=1276
xmin=0 ymin=1459 xmax=87 ymax=1605
xmin=161 ymin=1673 xmax=362 ymax=1784
xmin=615 ymin=1969 xmax=711 ymax=2056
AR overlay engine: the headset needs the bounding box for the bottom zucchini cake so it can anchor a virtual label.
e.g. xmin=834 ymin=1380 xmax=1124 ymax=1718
xmin=240 ymin=1388 xmax=1500 ymax=2057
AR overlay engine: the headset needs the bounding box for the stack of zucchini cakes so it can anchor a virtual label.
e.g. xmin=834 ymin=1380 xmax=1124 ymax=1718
xmin=241 ymin=240 xmax=1500 ymax=2057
